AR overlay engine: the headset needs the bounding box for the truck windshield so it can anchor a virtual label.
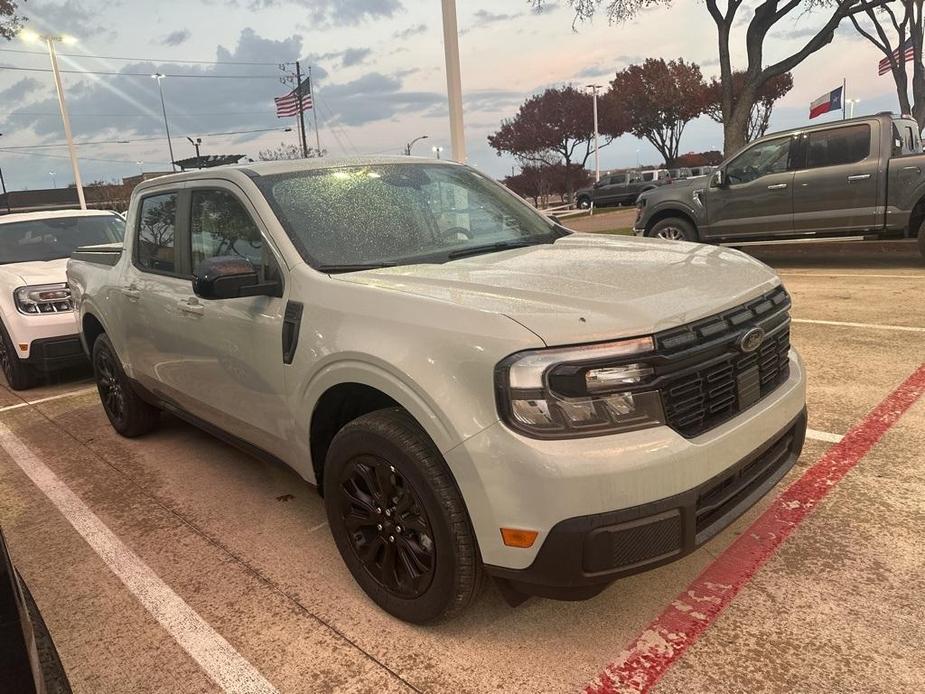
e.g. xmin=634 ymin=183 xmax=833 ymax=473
xmin=254 ymin=163 xmax=565 ymax=271
xmin=0 ymin=215 xmax=124 ymax=264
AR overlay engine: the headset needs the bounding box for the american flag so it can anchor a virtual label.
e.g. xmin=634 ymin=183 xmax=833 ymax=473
xmin=275 ymin=77 xmax=313 ymax=117
xmin=879 ymin=37 xmax=915 ymax=76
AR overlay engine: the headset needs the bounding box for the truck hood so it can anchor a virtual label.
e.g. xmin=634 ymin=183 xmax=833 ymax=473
xmin=334 ymin=234 xmax=781 ymax=346
xmin=0 ymin=258 xmax=68 ymax=287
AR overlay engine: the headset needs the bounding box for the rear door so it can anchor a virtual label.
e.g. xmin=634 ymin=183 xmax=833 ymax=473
xmin=595 ymin=174 xmax=627 ymax=205
xmin=702 ymin=135 xmax=796 ymax=239
xmin=792 ymin=122 xmax=879 ymax=233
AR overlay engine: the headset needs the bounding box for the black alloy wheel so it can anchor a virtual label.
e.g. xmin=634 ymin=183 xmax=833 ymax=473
xmin=95 ymin=346 xmax=127 ymax=427
xmin=91 ymin=334 xmax=160 ymax=437
xmin=337 ymin=455 xmax=436 ymax=598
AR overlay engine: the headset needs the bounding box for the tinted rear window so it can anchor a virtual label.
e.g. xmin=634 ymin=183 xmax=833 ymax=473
xmin=806 ymin=124 xmax=870 ymax=168
xmin=0 ymin=214 xmax=124 ymax=264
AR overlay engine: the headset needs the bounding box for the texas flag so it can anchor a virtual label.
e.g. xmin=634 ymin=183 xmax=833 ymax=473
xmin=809 ymin=86 xmax=844 ymax=119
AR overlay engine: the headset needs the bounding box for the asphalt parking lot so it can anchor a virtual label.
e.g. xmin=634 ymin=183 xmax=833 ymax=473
xmin=0 ymin=239 xmax=923 ymax=694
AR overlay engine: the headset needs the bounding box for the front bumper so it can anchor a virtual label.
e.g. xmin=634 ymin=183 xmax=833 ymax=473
xmin=485 ymin=409 xmax=806 ymax=600
xmin=23 ymin=335 xmax=86 ymax=372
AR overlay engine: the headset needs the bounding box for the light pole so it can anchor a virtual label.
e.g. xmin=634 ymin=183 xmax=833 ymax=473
xmin=21 ymin=30 xmax=86 ymax=209
xmin=49 ymin=170 xmax=57 ymax=188
xmin=847 ymin=98 xmax=861 ymax=118
xmin=432 ymin=146 xmax=444 ymax=160
xmin=586 ymin=84 xmax=603 ymax=183
xmin=405 ymin=135 xmax=429 ymax=156
xmin=152 ymin=73 xmax=177 ymax=172
xmin=135 ymin=161 xmax=144 ymax=176
xmin=440 ymin=0 xmax=466 ymax=163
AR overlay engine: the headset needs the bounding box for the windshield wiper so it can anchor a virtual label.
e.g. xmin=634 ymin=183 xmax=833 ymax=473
xmin=317 ymin=262 xmax=398 ymax=274
xmin=447 ymin=239 xmax=541 ymax=260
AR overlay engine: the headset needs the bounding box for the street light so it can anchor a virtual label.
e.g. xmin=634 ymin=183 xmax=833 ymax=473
xmin=432 ymin=146 xmax=444 ymax=160
xmin=586 ymin=84 xmax=603 ymax=183
xmin=405 ymin=135 xmax=429 ymax=156
xmin=49 ymin=170 xmax=57 ymax=188
xmin=847 ymin=98 xmax=861 ymax=118
xmin=440 ymin=0 xmax=466 ymax=163
xmin=135 ymin=161 xmax=144 ymax=176
xmin=187 ymin=137 xmax=203 ymax=169
xmin=21 ymin=30 xmax=86 ymax=209
xmin=152 ymin=73 xmax=177 ymax=172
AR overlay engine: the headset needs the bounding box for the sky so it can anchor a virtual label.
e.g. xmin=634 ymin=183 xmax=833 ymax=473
xmin=0 ymin=0 xmax=912 ymax=191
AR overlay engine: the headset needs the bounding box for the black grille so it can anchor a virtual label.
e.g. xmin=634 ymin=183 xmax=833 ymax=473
xmin=655 ymin=286 xmax=792 ymax=438
xmin=583 ymin=512 xmax=682 ymax=573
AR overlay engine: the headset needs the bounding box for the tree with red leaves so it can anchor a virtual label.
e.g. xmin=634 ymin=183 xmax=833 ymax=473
xmin=703 ymin=72 xmax=794 ymax=144
xmin=504 ymin=164 xmax=592 ymax=206
xmin=489 ymin=85 xmax=627 ymax=202
xmin=607 ymin=58 xmax=707 ymax=167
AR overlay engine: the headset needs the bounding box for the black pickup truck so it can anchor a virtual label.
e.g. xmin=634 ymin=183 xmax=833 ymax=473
xmin=634 ymin=112 xmax=925 ymax=259
xmin=575 ymin=171 xmax=666 ymax=209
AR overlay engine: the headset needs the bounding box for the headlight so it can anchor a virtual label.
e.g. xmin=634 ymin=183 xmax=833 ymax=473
xmin=14 ymin=283 xmax=74 ymax=314
xmin=495 ymin=337 xmax=665 ymax=439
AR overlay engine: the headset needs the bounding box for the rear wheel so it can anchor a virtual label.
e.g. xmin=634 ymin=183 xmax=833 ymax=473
xmin=577 ymin=196 xmax=592 ymax=209
xmin=0 ymin=321 xmax=36 ymax=390
xmin=647 ymin=217 xmax=698 ymax=242
xmin=324 ymin=407 xmax=481 ymax=623
xmin=918 ymin=219 xmax=925 ymax=260
xmin=92 ymin=334 xmax=160 ymax=437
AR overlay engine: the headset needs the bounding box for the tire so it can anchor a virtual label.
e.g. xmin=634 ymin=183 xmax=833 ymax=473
xmin=92 ymin=334 xmax=160 ymax=437
xmin=577 ymin=196 xmax=592 ymax=209
xmin=324 ymin=407 xmax=482 ymax=623
xmin=0 ymin=320 xmax=37 ymax=390
xmin=647 ymin=217 xmax=698 ymax=242
xmin=918 ymin=219 xmax=925 ymax=260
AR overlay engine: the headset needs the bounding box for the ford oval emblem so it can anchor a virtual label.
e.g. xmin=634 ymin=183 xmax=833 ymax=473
xmin=738 ymin=327 xmax=765 ymax=353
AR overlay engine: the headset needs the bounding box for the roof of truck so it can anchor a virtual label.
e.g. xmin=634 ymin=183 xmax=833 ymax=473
xmin=0 ymin=209 xmax=121 ymax=225
xmin=133 ymin=155 xmax=462 ymax=194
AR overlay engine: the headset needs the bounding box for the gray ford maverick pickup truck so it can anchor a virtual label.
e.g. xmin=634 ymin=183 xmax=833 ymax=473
xmin=635 ymin=112 xmax=925 ymax=259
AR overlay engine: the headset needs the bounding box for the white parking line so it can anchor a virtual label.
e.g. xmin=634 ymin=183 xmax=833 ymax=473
xmin=780 ymin=272 xmax=925 ymax=280
xmin=0 ymin=386 xmax=98 ymax=413
xmin=0 ymin=422 xmax=278 ymax=694
xmin=806 ymin=428 xmax=844 ymax=444
xmin=792 ymin=318 xmax=925 ymax=333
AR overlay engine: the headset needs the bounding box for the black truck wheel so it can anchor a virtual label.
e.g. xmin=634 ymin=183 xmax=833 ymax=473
xmin=0 ymin=321 xmax=36 ymax=390
xmin=647 ymin=217 xmax=698 ymax=242
xmin=92 ymin=334 xmax=160 ymax=437
xmin=324 ymin=407 xmax=482 ymax=623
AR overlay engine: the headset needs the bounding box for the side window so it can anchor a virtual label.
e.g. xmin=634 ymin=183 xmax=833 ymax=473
xmin=642 ymin=172 xmax=654 ymax=182
xmin=190 ymin=189 xmax=277 ymax=279
xmin=725 ymin=137 xmax=791 ymax=185
xmin=805 ymin=124 xmax=870 ymax=168
xmin=136 ymin=193 xmax=178 ymax=274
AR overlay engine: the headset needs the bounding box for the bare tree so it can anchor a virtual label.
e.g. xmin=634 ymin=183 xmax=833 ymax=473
xmin=703 ymin=71 xmax=793 ymax=142
xmin=258 ymin=142 xmax=325 ymax=161
xmin=850 ymin=2 xmax=925 ymax=127
xmin=538 ymin=0 xmax=890 ymax=155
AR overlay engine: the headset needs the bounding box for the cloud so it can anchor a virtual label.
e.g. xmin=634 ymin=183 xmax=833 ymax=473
xmin=318 ymin=72 xmax=443 ymax=127
xmin=340 ymin=47 xmax=372 ymax=67
xmin=160 ymin=29 xmax=192 ymax=47
xmin=462 ymin=9 xmax=523 ymax=34
xmin=25 ymin=0 xmax=107 ymax=39
xmin=0 ymin=78 xmax=42 ymax=102
xmin=394 ymin=23 xmax=426 ymax=40
xmin=246 ymin=0 xmax=402 ymax=26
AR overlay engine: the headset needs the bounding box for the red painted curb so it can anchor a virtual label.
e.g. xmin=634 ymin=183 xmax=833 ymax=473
xmin=585 ymin=363 xmax=925 ymax=694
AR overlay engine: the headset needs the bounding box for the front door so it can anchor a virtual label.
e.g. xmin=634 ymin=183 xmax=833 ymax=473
xmin=703 ymin=135 xmax=796 ymax=240
xmin=160 ymin=185 xmax=293 ymax=458
xmin=792 ymin=122 xmax=880 ymax=234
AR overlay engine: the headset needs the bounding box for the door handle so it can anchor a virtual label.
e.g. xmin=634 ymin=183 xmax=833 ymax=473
xmin=767 ymin=183 xmax=788 ymax=191
xmin=177 ymin=298 xmax=204 ymax=316
xmin=121 ymin=284 xmax=140 ymax=301
xmin=902 ymin=165 xmax=921 ymax=173
xmin=847 ymin=174 xmax=871 ymax=182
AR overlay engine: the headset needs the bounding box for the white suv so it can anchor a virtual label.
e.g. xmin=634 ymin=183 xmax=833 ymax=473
xmin=0 ymin=210 xmax=124 ymax=389
xmin=68 ymin=158 xmax=807 ymax=623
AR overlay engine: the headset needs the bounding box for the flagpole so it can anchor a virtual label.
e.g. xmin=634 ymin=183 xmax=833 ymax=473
xmin=843 ymin=78 xmax=847 ymax=120
xmin=309 ymin=67 xmax=322 ymax=157
xmin=295 ymin=60 xmax=309 ymax=158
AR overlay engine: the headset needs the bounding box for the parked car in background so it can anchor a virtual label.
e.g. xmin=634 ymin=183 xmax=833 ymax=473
xmin=690 ymin=165 xmax=716 ymax=177
xmin=635 ymin=112 xmax=925 ymax=259
xmin=575 ymin=170 xmax=666 ymax=209
xmin=1 ymin=527 xmax=71 ymax=693
xmin=0 ymin=210 xmax=124 ymax=389
xmin=70 ymin=157 xmax=807 ymax=623
xmin=667 ymin=167 xmax=693 ymax=181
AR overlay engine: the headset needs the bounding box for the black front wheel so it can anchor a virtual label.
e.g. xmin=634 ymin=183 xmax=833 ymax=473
xmin=92 ymin=334 xmax=160 ymax=437
xmin=324 ymin=408 xmax=482 ymax=623
xmin=647 ymin=217 xmax=698 ymax=242
xmin=0 ymin=321 xmax=36 ymax=391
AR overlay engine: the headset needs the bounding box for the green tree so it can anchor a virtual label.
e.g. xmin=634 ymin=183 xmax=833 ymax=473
xmin=1 ymin=0 xmax=25 ymax=40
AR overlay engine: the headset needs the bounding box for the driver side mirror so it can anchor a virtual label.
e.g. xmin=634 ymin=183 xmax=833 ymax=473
xmin=193 ymin=256 xmax=281 ymax=300
xmin=711 ymin=169 xmax=726 ymax=187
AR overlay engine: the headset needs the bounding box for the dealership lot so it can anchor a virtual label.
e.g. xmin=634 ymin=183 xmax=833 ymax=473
xmin=0 ymin=241 xmax=922 ymax=693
